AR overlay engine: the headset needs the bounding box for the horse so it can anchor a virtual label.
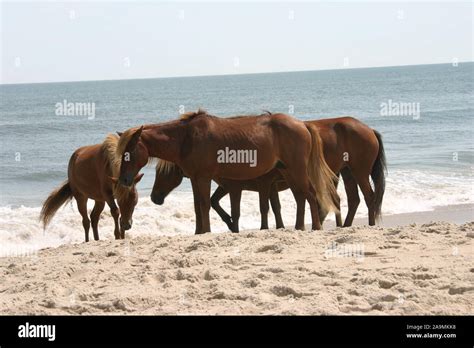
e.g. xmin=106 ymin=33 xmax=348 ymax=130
xmin=150 ymin=116 xmax=386 ymax=231
xmin=151 ymin=164 xmax=287 ymax=232
xmin=309 ymin=117 xmax=386 ymax=226
xmin=40 ymin=134 xmax=144 ymax=242
xmin=116 ymin=110 xmax=339 ymax=234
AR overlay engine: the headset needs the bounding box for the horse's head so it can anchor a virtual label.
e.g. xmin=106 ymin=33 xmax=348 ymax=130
xmin=118 ymin=126 xmax=148 ymax=187
xmin=114 ymin=173 xmax=144 ymax=231
xmin=150 ymin=162 xmax=184 ymax=205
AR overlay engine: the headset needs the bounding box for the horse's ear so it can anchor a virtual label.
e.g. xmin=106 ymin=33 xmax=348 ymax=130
xmin=117 ymin=131 xmax=123 ymax=137
xmin=134 ymin=173 xmax=144 ymax=184
xmin=108 ymin=176 xmax=119 ymax=185
xmin=128 ymin=126 xmax=143 ymax=149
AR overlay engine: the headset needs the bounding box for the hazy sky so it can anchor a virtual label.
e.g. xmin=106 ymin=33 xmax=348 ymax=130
xmin=1 ymin=1 xmax=472 ymax=84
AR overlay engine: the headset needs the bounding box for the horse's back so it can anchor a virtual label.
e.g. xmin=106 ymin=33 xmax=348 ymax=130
xmin=185 ymin=112 xmax=309 ymax=179
xmin=311 ymin=116 xmax=378 ymax=146
xmin=309 ymin=117 xmax=379 ymax=172
xmin=209 ymin=112 xmax=303 ymax=130
xmin=69 ymin=144 xmax=102 ymax=170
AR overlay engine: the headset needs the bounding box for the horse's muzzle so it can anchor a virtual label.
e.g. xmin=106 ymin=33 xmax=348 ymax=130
xmin=150 ymin=194 xmax=164 ymax=205
xmin=121 ymin=220 xmax=132 ymax=231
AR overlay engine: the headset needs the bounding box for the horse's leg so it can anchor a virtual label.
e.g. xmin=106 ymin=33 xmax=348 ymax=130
xmin=284 ymin=168 xmax=323 ymax=231
xmin=341 ymin=167 xmax=360 ymax=227
xmin=258 ymin=187 xmax=270 ymax=230
xmin=333 ymin=174 xmax=343 ymax=227
xmin=290 ymin=186 xmax=306 ymax=231
xmin=308 ymin=183 xmax=322 ymax=230
xmin=269 ymin=186 xmax=284 ymax=229
xmin=229 ymin=189 xmax=242 ymax=233
xmin=75 ymin=194 xmax=90 ymax=242
xmin=210 ymin=186 xmax=233 ymax=231
xmin=352 ymin=169 xmax=375 ymax=226
xmin=106 ymin=199 xmax=121 ymax=239
xmin=191 ymin=180 xmax=203 ymax=234
xmin=90 ymin=201 xmax=105 ymax=241
xmin=279 ymin=171 xmax=308 ymax=231
xmin=291 ymin=188 xmax=306 ymax=230
xmin=195 ymin=178 xmax=212 ymax=233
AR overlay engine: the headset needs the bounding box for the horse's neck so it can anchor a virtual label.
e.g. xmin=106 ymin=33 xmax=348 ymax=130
xmin=142 ymin=123 xmax=185 ymax=162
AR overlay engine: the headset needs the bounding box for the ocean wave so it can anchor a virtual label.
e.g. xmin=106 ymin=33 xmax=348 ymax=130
xmin=0 ymin=168 xmax=473 ymax=256
xmin=382 ymin=169 xmax=473 ymax=214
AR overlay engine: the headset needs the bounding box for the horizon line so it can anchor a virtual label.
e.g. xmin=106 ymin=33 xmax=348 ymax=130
xmin=1 ymin=60 xmax=472 ymax=87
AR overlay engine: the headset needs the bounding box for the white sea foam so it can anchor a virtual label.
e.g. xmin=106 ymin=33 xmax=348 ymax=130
xmin=0 ymin=169 xmax=472 ymax=256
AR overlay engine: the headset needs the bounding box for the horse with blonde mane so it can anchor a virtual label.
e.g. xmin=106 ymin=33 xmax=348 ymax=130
xmin=116 ymin=110 xmax=339 ymax=234
xmin=40 ymin=134 xmax=144 ymax=242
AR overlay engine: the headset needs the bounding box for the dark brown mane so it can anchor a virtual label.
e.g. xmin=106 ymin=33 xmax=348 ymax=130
xmin=180 ymin=109 xmax=272 ymax=122
xmin=180 ymin=108 xmax=208 ymax=120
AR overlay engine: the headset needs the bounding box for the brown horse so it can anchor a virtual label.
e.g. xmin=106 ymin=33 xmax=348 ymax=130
xmin=151 ymin=164 xmax=287 ymax=232
xmin=116 ymin=110 xmax=339 ymax=234
xmin=151 ymin=117 xmax=386 ymax=231
xmin=311 ymin=117 xmax=386 ymax=226
xmin=40 ymin=134 xmax=144 ymax=242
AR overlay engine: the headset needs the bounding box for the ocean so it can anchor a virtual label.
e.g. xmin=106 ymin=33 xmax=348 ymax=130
xmin=0 ymin=63 xmax=473 ymax=253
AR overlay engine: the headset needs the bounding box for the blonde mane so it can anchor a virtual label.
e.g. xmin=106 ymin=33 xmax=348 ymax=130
xmin=155 ymin=159 xmax=179 ymax=176
xmin=102 ymin=133 xmax=133 ymax=202
xmin=116 ymin=126 xmax=141 ymax=161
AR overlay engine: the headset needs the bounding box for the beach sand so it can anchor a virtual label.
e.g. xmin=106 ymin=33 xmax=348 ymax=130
xmin=0 ymin=214 xmax=473 ymax=315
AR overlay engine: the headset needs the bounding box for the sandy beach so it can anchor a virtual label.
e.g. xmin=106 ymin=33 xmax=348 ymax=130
xmin=1 ymin=218 xmax=472 ymax=315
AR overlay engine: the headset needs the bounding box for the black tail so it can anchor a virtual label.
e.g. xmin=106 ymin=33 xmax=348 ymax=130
xmin=371 ymin=130 xmax=387 ymax=221
xmin=40 ymin=181 xmax=73 ymax=229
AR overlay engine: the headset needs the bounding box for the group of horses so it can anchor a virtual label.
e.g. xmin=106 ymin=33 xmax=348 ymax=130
xmin=40 ymin=110 xmax=386 ymax=242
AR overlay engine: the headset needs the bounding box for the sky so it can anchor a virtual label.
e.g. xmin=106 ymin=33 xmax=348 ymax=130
xmin=1 ymin=1 xmax=473 ymax=84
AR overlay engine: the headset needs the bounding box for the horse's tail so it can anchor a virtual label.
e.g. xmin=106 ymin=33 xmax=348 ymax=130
xmin=371 ymin=130 xmax=387 ymax=221
xmin=40 ymin=180 xmax=73 ymax=229
xmin=306 ymin=124 xmax=339 ymax=214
